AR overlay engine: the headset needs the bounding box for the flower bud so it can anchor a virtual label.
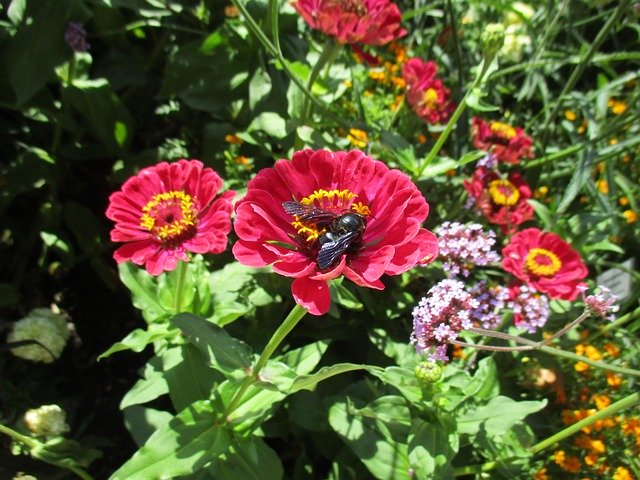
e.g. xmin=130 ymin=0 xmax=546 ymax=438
xmin=24 ymin=405 xmax=69 ymax=437
xmin=414 ymin=361 xmax=443 ymax=383
xmin=7 ymin=308 xmax=70 ymax=363
xmin=480 ymin=23 xmax=506 ymax=59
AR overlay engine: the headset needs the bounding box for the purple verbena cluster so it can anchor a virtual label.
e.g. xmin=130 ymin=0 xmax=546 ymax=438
xmin=411 ymin=279 xmax=479 ymax=362
xmin=476 ymin=153 xmax=498 ymax=170
xmin=435 ymin=221 xmax=501 ymax=277
xmin=64 ymin=23 xmax=90 ymax=53
xmin=510 ymin=285 xmax=550 ymax=333
xmin=579 ymin=285 xmax=619 ymax=321
xmin=468 ymin=281 xmax=509 ymax=329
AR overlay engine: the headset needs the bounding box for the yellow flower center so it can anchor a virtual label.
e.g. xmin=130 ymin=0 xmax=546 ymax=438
xmin=490 ymin=121 xmax=517 ymax=139
xmin=422 ymin=88 xmax=439 ymax=109
xmin=488 ymin=179 xmax=520 ymax=206
xmin=291 ymin=189 xmax=370 ymax=242
xmin=140 ymin=191 xmax=197 ymax=243
xmin=525 ymin=247 xmax=562 ymax=277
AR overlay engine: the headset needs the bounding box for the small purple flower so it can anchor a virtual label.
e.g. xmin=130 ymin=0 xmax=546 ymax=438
xmin=469 ymin=281 xmax=509 ymax=329
xmin=64 ymin=22 xmax=90 ymax=53
xmin=435 ymin=222 xmax=501 ymax=277
xmin=411 ymin=279 xmax=479 ymax=362
xmin=476 ymin=153 xmax=498 ymax=170
xmin=508 ymin=285 xmax=549 ymax=333
xmin=579 ymin=285 xmax=619 ymax=321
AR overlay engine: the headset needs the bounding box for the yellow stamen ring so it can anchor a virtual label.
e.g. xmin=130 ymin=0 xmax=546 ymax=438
xmin=490 ymin=121 xmax=517 ymax=139
xmin=488 ymin=179 xmax=520 ymax=206
xmin=140 ymin=191 xmax=197 ymax=241
xmin=525 ymin=247 xmax=562 ymax=277
xmin=422 ymin=88 xmax=439 ymax=109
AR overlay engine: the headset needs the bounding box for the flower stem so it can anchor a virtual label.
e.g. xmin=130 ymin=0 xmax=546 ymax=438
xmin=414 ymin=56 xmax=495 ymax=179
xmin=0 ymin=423 xmax=94 ymax=480
xmin=301 ymin=39 xmax=342 ymax=124
xmin=173 ymin=261 xmax=188 ymax=314
xmin=530 ymin=391 xmax=640 ymax=454
xmin=223 ymin=303 xmax=308 ymax=419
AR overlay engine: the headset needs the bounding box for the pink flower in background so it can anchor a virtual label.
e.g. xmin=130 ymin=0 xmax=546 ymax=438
xmin=472 ymin=117 xmax=534 ymax=164
xmin=464 ymin=167 xmax=534 ymax=233
xmin=292 ymin=0 xmax=406 ymax=46
xmin=233 ymin=149 xmax=438 ymax=315
xmin=502 ymin=228 xmax=588 ymax=301
xmin=402 ymin=58 xmax=455 ymax=124
xmin=106 ymin=160 xmax=235 ymax=276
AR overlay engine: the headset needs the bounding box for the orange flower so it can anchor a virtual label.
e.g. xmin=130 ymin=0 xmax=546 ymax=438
xmin=592 ymin=394 xmax=612 ymax=410
xmin=533 ymin=467 xmax=549 ymax=480
xmin=612 ymin=466 xmax=635 ymax=480
xmin=225 ymin=133 xmax=243 ymax=144
xmin=623 ymin=210 xmax=637 ymax=223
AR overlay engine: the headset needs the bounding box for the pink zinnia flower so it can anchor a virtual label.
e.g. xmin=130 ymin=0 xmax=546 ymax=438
xmin=292 ymin=0 xmax=406 ymax=46
xmin=106 ymin=160 xmax=235 ymax=276
xmin=502 ymin=228 xmax=588 ymax=301
xmin=233 ymin=149 xmax=438 ymax=315
xmin=464 ymin=167 xmax=534 ymax=233
xmin=402 ymin=58 xmax=454 ymax=124
xmin=472 ymin=117 xmax=534 ymax=164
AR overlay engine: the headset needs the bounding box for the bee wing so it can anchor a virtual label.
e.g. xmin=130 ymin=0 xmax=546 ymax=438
xmin=317 ymin=231 xmax=359 ymax=270
xmin=282 ymin=201 xmax=337 ymax=226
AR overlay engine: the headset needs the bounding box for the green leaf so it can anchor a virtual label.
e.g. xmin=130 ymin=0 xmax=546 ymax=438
xmin=556 ymin=149 xmax=593 ymax=216
xmin=368 ymin=328 xmax=419 ymax=367
xmin=109 ymin=400 xmax=231 ymax=480
xmin=123 ymin=406 xmax=173 ymax=447
xmin=120 ymin=356 xmax=169 ymax=409
xmin=329 ymin=396 xmax=411 ymax=480
xmin=247 ymin=112 xmax=288 ymax=139
xmin=290 ymin=363 xmax=376 ymax=393
xmin=408 ymin=420 xmax=456 ymax=480
xmin=206 ymin=434 xmax=284 ymax=480
xmin=278 ymin=340 xmax=330 ymax=375
xmin=255 ymin=361 xmax=298 ymax=392
xmin=457 ymin=396 xmax=546 ymax=437
xmin=249 ymin=68 xmax=273 ymax=110
xmin=118 ymin=263 xmax=170 ymax=323
xmin=32 ymin=437 xmax=102 ymax=469
xmin=528 ymin=199 xmax=553 ymax=229
xmin=171 ymin=313 xmax=253 ymax=377
xmin=98 ymin=326 xmax=172 ymax=360
xmin=462 ymin=357 xmax=499 ymax=400
xmin=368 ymin=366 xmax=423 ymax=403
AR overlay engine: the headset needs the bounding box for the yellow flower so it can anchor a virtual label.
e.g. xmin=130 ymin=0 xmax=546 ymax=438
xmin=575 ymin=360 xmax=589 ymax=372
xmin=534 ymin=467 xmax=549 ymax=480
xmin=534 ymin=186 xmax=548 ymax=198
xmin=592 ymin=394 xmax=612 ymax=410
xmin=565 ymin=110 xmax=577 ymax=121
xmin=619 ymin=197 xmax=630 ymax=206
xmin=608 ymin=99 xmax=628 ymax=115
xmin=597 ymin=180 xmax=608 ymax=194
xmin=606 ymin=371 xmax=622 ymax=389
xmin=578 ymin=120 xmax=587 ymax=134
xmin=612 ymin=466 xmax=635 ymax=480
xmin=603 ymin=343 xmax=620 ymax=358
xmin=346 ymin=128 xmax=368 ymax=148
xmin=623 ymin=210 xmax=637 ymax=223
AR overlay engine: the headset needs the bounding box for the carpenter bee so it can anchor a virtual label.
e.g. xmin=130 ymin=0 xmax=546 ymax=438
xmin=282 ymin=201 xmax=367 ymax=270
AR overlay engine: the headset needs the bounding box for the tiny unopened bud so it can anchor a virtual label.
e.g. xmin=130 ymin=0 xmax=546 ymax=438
xmin=480 ymin=23 xmax=505 ymax=58
xmin=24 ymin=405 xmax=69 ymax=437
xmin=415 ymin=361 xmax=443 ymax=383
xmin=7 ymin=308 xmax=70 ymax=363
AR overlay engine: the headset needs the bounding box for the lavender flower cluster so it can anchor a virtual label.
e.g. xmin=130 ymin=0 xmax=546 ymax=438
xmin=435 ymin=222 xmax=500 ymax=277
xmin=510 ymin=285 xmax=550 ymax=333
xmin=411 ymin=280 xmax=479 ymax=362
xmin=580 ymin=285 xmax=619 ymax=321
xmin=64 ymin=23 xmax=90 ymax=53
xmin=468 ymin=281 xmax=510 ymax=329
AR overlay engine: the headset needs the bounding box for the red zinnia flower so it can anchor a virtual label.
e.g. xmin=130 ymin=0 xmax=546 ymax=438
xmin=463 ymin=167 xmax=534 ymax=233
xmin=292 ymin=0 xmax=406 ymax=46
xmin=233 ymin=149 xmax=438 ymax=315
xmin=472 ymin=117 xmax=534 ymax=164
xmin=402 ymin=58 xmax=454 ymax=124
xmin=106 ymin=160 xmax=235 ymax=276
xmin=502 ymin=228 xmax=588 ymax=301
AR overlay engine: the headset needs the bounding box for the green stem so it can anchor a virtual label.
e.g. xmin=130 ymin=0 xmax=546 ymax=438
xmin=531 ymin=391 xmax=640 ymax=454
xmin=300 ymin=40 xmax=342 ymax=124
xmin=414 ymin=56 xmax=494 ymax=179
xmin=173 ymin=261 xmax=188 ymax=314
xmin=0 ymin=424 xmax=94 ymax=480
xmin=223 ymin=303 xmax=308 ymax=419
xmin=540 ymin=0 xmax=632 ymax=148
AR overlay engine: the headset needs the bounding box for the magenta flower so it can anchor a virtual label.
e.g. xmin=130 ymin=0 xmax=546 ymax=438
xmin=233 ymin=149 xmax=438 ymax=315
xmin=106 ymin=160 xmax=235 ymax=276
xmin=402 ymin=58 xmax=455 ymax=124
xmin=292 ymin=0 xmax=406 ymax=46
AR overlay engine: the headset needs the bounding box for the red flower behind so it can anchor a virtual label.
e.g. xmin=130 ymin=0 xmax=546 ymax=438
xmin=472 ymin=117 xmax=534 ymax=164
xmin=106 ymin=160 xmax=235 ymax=276
xmin=292 ymin=0 xmax=406 ymax=46
xmin=502 ymin=228 xmax=588 ymax=301
xmin=464 ymin=167 xmax=534 ymax=233
xmin=402 ymin=58 xmax=454 ymax=124
xmin=233 ymin=149 xmax=438 ymax=315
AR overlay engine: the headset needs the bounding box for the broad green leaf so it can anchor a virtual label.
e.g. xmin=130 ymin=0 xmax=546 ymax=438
xmin=206 ymin=434 xmax=284 ymax=480
xmin=171 ymin=313 xmax=253 ymax=377
xmin=329 ymin=396 xmax=411 ymax=480
xmin=457 ymin=396 xmax=546 ymax=437
xmin=98 ymin=326 xmax=172 ymax=360
xmin=462 ymin=357 xmax=499 ymax=400
xmin=278 ymin=340 xmax=329 ymax=375
xmin=32 ymin=437 xmax=102 ymax=469
xmin=123 ymin=406 xmax=173 ymax=447
xmin=217 ymin=380 xmax=287 ymax=432
xmin=408 ymin=420 xmax=456 ymax=480
xmin=528 ymin=199 xmax=553 ymax=229
xmin=368 ymin=366 xmax=422 ymax=403
xmin=290 ymin=363 xmax=377 ymax=393
xmin=120 ymin=356 xmax=168 ymax=409
xmin=247 ymin=112 xmax=288 ymax=138
xmin=249 ymin=68 xmax=273 ymax=110
xmin=109 ymin=400 xmax=230 ymax=480
xmin=255 ymin=361 xmax=298 ymax=392
xmin=368 ymin=328 xmax=419 ymax=367
xmin=118 ymin=263 xmax=170 ymax=323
